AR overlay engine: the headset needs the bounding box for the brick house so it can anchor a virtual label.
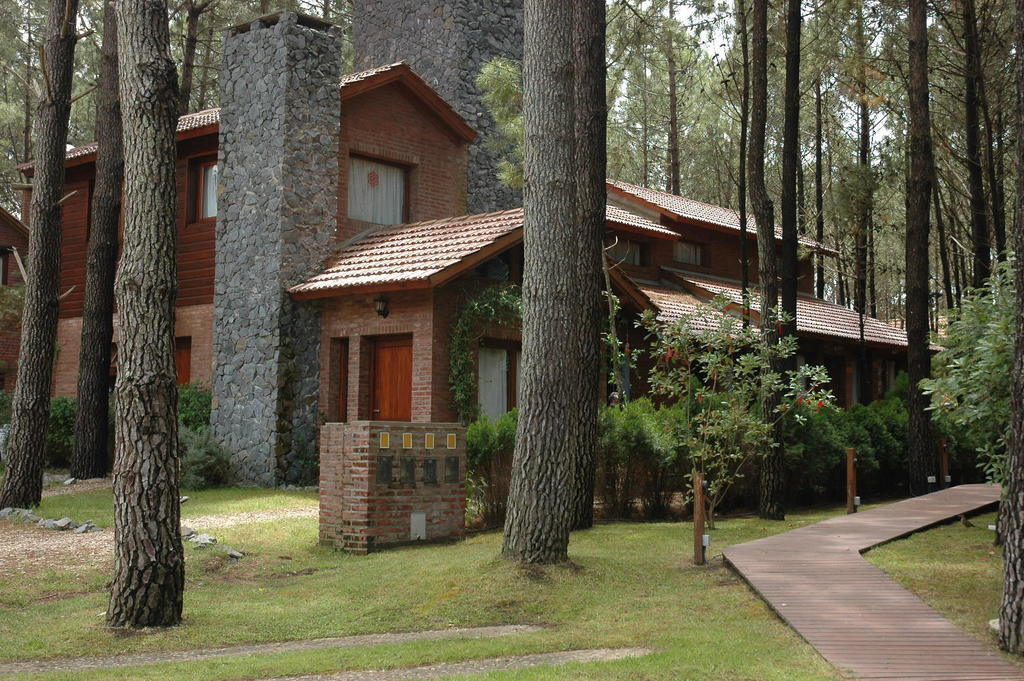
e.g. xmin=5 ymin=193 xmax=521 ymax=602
xmin=14 ymin=13 xmax=907 ymax=490
xmin=0 ymin=206 xmax=29 ymax=391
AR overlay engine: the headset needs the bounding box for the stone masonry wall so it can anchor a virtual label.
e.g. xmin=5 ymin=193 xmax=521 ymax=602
xmin=212 ymin=13 xmax=342 ymax=485
xmin=352 ymin=0 xmax=523 ymax=214
xmin=320 ymin=421 xmax=466 ymax=553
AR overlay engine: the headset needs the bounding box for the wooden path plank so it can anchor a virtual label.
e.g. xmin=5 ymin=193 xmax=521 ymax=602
xmin=724 ymin=484 xmax=1022 ymax=681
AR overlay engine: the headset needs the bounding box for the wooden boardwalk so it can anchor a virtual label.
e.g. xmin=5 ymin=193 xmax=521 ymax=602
xmin=724 ymin=484 xmax=1022 ymax=681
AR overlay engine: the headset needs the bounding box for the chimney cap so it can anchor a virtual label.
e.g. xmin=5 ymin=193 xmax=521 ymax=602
xmin=227 ymin=10 xmax=334 ymax=36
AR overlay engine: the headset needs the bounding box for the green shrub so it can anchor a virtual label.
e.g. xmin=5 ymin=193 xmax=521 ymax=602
xmin=46 ymin=396 xmax=77 ymax=468
xmin=178 ymin=383 xmax=212 ymax=433
xmin=179 ymin=426 xmax=232 ymax=489
xmin=465 ymin=409 xmax=517 ymax=527
xmin=782 ymin=403 xmax=847 ymax=503
xmin=0 ymin=390 xmax=10 ymax=426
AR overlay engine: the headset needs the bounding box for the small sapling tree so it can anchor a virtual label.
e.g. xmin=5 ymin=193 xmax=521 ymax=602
xmin=641 ymin=300 xmax=832 ymax=527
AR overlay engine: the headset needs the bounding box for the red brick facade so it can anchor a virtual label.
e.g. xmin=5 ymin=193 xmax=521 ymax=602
xmin=319 ymin=420 xmax=466 ymax=553
xmin=0 ymin=207 xmax=29 ymax=391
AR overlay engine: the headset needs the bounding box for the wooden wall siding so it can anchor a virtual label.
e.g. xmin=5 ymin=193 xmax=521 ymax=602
xmin=610 ymin=222 xmax=817 ymax=296
xmin=57 ymin=134 xmax=220 ymax=318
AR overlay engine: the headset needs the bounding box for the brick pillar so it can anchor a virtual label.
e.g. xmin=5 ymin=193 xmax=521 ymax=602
xmin=320 ymin=421 xmax=467 ymax=553
xmin=212 ymin=12 xmax=342 ymax=485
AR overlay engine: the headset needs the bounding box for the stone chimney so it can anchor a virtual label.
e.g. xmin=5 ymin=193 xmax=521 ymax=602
xmin=211 ymin=12 xmax=342 ymax=486
xmin=352 ymin=0 xmax=523 ymax=214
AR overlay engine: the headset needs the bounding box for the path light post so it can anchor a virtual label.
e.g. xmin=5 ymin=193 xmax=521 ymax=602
xmin=693 ymin=472 xmax=706 ymax=566
xmin=846 ymin=448 xmax=858 ymax=514
xmin=939 ymin=439 xmax=951 ymax=487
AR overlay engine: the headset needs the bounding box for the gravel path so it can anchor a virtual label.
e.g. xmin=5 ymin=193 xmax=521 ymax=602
xmin=0 ymin=626 xmax=544 ymax=675
xmin=270 ymin=648 xmax=652 ymax=681
xmin=0 ymin=504 xmax=316 ymax=576
xmin=41 ymin=477 xmax=111 ymax=498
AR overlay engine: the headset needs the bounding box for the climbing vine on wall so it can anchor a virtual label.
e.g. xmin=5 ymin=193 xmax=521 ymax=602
xmin=448 ymin=284 xmax=522 ymax=423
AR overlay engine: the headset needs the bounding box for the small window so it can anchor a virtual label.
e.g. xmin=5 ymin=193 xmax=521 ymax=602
xmin=0 ymin=250 xmax=8 ymax=285
xmin=348 ymin=157 xmax=406 ymax=225
xmin=673 ymin=241 xmax=704 ymax=266
xmin=607 ymin=239 xmax=644 ymax=266
xmin=190 ymin=157 xmax=218 ymax=221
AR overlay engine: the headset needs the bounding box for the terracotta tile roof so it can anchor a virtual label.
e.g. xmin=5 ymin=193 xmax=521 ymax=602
xmin=607 ymin=178 xmax=837 ymax=255
xmin=639 ymin=272 xmax=908 ymax=348
xmin=290 ymin=209 xmax=524 ymax=297
xmin=291 ymin=204 xmax=680 ymax=297
xmin=29 ymin=63 xmax=471 ymax=170
xmin=605 ymin=205 xmax=679 ymax=239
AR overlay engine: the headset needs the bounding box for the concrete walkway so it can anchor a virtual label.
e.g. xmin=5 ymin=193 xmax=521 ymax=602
xmin=724 ymin=484 xmax=1021 ymax=681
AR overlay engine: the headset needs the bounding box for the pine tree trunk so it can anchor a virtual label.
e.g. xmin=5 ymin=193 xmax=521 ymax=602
xmin=906 ymin=0 xmax=935 ymax=497
xmin=779 ymin=0 xmax=800 ymax=343
xmin=980 ymin=83 xmax=1006 ymax=259
xmin=197 ymin=25 xmax=213 ymax=110
xmin=107 ymin=0 xmax=183 ymax=628
xmin=736 ymin=0 xmax=750 ymax=309
xmin=178 ymin=0 xmax=210 ymax=116
xmin=21 ymin=22 xmax=33 ymax=164
xmin=749 ymin=0 xmax=783 ymax=520
xmin=997 ymin=0 xmax=1024 ymax=647
xmin=568 ymin=0 xmax=605 ymax=532
xmin=0 ymin=0 xmax=80 ymax=510
xmin=665 ymin=0 xmax=680 ymax=195
xmin=854 ymin=4 xmax=871 ymax=402
xmin=814 ymin=78 xmax=825 ymax=300
xmin=933 ymin=181 xmax=955 ymax=310
xmin=71 ymin=0 xmax=122 ymax=481
xmin=503 ymin=0 xmax=604 ymax=563
xmin=963 ymin=0 xmax=990 ymax=288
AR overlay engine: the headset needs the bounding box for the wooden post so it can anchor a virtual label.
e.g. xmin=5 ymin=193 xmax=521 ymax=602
xmin=693 ymin=471 xmax=706 ymax=565
xmin=846 ymin=447 xmax=857 ymax=514
xmin=939 ymin=439 xmax=950 ymax=488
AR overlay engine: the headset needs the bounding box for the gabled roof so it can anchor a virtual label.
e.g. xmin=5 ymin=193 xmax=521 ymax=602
xmin=606 ymin=178 xmax=838 ymax=255
xmin=636 ymin=270 xmax=908 ymax=348
xmin=290 ymin=209 xmax=524 ymax=298
xmin=291 ymin=205 xmax=675 ymax=298
xmin=20 ymin=62 xmax=475 ymax=173
xmin=0 ymin=205 xmax=29 ymax=238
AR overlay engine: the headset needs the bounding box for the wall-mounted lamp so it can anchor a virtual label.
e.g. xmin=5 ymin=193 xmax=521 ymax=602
xmin=374 ymin=295 xmax=389 ymax=318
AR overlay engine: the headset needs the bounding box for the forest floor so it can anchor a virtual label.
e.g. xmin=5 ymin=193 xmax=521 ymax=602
xmin=0 ymin=486 xmax=1009 ymax=681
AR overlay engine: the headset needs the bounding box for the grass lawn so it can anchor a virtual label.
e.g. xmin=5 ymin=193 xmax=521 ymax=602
xmin=0 ymin=487 xmax=845 ymax=681
xmin=866 ymin=510 xmax=1022 ymax=669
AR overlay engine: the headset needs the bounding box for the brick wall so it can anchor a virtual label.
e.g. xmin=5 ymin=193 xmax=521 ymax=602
xmin=336 ymin=82 xmax=469 ymax=244
xmin=0 ymin=213 xmax=28 ymax=392
xmin=319 ymin=420 xmax=466 ymax=553
xmin=52 ymin=303 xmax=214 ymax=397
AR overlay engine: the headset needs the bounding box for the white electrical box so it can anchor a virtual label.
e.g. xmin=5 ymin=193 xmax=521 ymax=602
xmin=945 ymin=475 xmax=952 ymax=484
xmin=410 ymin=512 xmax=426 ymax=541
xmin=927 ymin=475 xmax=937 ymax=484
xmin=702 ymin=534 xmax=710 ymax=548
xmin=854 ymin=496 xmax=861 ymax=507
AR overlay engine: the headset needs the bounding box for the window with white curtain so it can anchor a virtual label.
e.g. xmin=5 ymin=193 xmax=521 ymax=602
xmin=607 ymin=239 xmax=643 ymax=266
xmin=198 ymin=161 xmax=218 ymax=219
xmin=348 ymin=157 xmax=406 ymax=225
xmin=673 ymin=240 xmax=703 ymax=266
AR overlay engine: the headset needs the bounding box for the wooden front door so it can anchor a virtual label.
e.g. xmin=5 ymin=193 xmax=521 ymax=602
xmin=371 ymin=335 xmax=413 ymax=421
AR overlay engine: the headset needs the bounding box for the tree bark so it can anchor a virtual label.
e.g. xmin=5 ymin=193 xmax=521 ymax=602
xmin=854 ymin=4 xmax=871 ymax=403
xmin=963 ymin=0 xmax=991 ymax=288
xmin=980 ymin=82 xmax=1006 ymax=259
xmin=502 ymin=0 xmax=604 ymax=563
xmin=71 ymin=0 xmax=122 ymax=481
xmin=814 ymin=77 xmax=825 ymax=299
xmin=177 ymin=0 xmax=212 ymax=116
xmin=568 ymin=0 xmax=605 ymax=532
xmin=933 ymin=181 xmax=955 ymax=311
xmin=906 ymin=0 xmax=935 ymax=496
xmin=0 ymin=0 xmax=80 ymax=510
xmin=749 ymin=0 xmax=783 ymax=520
xmin=998 ymin=0 xmax=1024 ymax=648
xmin=665 ymin=0 xmax=680 ymax=195
xmin=779 ymin=0 xmax=800 ymax=344
xmin=737 ymin=0 xmax=750 ymax=311
xmin=107 ymin=0 xmax=183 ymax=628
